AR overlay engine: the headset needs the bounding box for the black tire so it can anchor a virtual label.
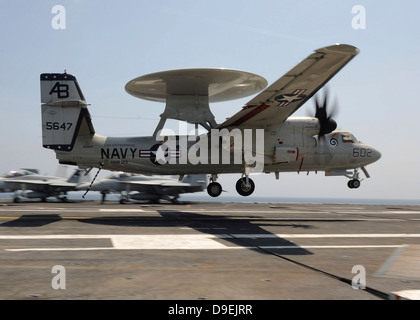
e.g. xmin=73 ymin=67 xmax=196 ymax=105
xmin=207 ymin=182 xmax=222 ymax=197
xmin=236 ymin=178 xmax=255 ymax=196
xmin=352 ymin=179 xmax=361 ymax=189
xmin=348 ymin=179 xmax=360 ymax=189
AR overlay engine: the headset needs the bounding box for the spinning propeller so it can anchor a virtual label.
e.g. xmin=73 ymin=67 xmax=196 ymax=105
xmin=312 ymin=88 xmax=338 ymax=139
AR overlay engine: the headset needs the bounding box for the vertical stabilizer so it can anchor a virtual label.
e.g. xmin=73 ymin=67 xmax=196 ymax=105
xmin=40 ymin=73 xmax=94 ymax=151
xmin=67 ymin=169 xmax=83 ymax=184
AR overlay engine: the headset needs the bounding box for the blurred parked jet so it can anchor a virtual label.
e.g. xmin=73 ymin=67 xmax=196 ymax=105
xmin=0 ymin=169 xmax=83 ymax=202
xmin=77 ymin=173 xmax=206 ymax=203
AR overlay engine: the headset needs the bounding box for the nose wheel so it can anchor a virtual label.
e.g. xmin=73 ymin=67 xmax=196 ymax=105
xmin=348 ymin=179 xmax=361 ymax=189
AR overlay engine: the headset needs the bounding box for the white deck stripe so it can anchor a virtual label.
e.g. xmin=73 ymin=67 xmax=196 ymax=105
xmin=1 ymin=233 xmax=415 ymax=251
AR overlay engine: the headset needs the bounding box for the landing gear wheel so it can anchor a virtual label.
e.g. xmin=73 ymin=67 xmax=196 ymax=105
xmin=207 ymin=182 xmax=222 ymax=197
xmin=352 ymin=179 xmax=361 ymax=188
xmin=236 ymin=177 xmax=255 ymax=196
xmin=348 ymin=179 xmax=361 ymax=189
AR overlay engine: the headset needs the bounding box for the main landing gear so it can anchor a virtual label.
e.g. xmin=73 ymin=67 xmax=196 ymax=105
xmin=207 ymin=174 xmax=255 ymax=197
xmin=207 ymin=174 xmax=222 ymax=197
xmin=207 ymin=181 xmax=222 ymax=197
xmin=236 ymin=177 xmax=255 ymax=196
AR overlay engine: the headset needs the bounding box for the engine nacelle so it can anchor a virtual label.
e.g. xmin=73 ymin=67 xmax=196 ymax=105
xmin=288 ymin=117 xmax=320 ymax=137
xmin=274 ymin=117 xmax=318 ymax=148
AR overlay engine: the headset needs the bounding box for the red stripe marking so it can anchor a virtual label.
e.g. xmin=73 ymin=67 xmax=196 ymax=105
xmin=230 ymin=103 xmax=271 ymax=126
xmin=298 ymin=157 xmax=304 ymax=173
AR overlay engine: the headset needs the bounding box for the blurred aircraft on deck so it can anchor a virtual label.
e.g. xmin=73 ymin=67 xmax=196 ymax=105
xmin=77 ymin=172 xmax=207 ymax=203
xmin=0 ymin=169 xmax=83 ymax=202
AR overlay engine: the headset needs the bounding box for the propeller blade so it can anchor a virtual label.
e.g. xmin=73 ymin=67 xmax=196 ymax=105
xmin=312 ymin=88 xmax=338 ymax=138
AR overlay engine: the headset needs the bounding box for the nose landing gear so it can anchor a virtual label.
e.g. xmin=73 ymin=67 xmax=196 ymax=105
xmin=347 ymin=179 xmax=361 ymax=189
xmin=346 ymin=168 xmax=367 ymax=189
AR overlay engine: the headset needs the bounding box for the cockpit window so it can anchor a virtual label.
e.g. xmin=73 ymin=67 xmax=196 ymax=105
xmin=341 ymin=133 xmax=356 ymax=143
xmin=2 ymin=170 xmax=36 ymax=178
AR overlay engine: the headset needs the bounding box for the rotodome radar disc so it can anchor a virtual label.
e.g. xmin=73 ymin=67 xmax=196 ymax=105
xmin=125 ymin=68 xmax=268 ymax=103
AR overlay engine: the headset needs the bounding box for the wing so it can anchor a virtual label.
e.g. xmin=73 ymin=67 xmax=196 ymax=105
xmin=218 ymin=44 xmax=359 ymax=128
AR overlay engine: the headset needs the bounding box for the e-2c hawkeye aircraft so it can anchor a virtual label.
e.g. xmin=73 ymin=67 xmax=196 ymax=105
xmin=40 ymin=44 xmax=381 ymax=197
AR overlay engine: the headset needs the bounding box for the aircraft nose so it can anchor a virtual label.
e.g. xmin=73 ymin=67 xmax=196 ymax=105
xmin=372 ymin=147 xmax=381 ymax=161
xmin=367 ymin=146 xmax=381 ymax=163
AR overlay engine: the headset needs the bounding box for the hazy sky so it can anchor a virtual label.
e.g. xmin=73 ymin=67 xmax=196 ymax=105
xmin=1 ymin=0 xmax=419 ymax=201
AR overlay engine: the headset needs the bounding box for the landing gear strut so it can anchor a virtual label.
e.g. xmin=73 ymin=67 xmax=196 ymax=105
xmin=347 ymin=169 xmax=361 ymax=189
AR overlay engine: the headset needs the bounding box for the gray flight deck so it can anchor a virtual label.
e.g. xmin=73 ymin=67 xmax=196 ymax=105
xmin=1 ymin=199 xmax=420 ymax=300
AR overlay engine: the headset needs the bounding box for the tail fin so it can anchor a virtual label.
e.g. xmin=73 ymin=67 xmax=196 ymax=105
xmin=67 ymin=169 xmax=83 ymax=184
xmin=40 ymin=73 xmax=94 ymax=151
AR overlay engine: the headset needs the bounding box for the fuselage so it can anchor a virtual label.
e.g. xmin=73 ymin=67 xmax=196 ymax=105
xmin=55 ymin=117 xmax=381 ymax=176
